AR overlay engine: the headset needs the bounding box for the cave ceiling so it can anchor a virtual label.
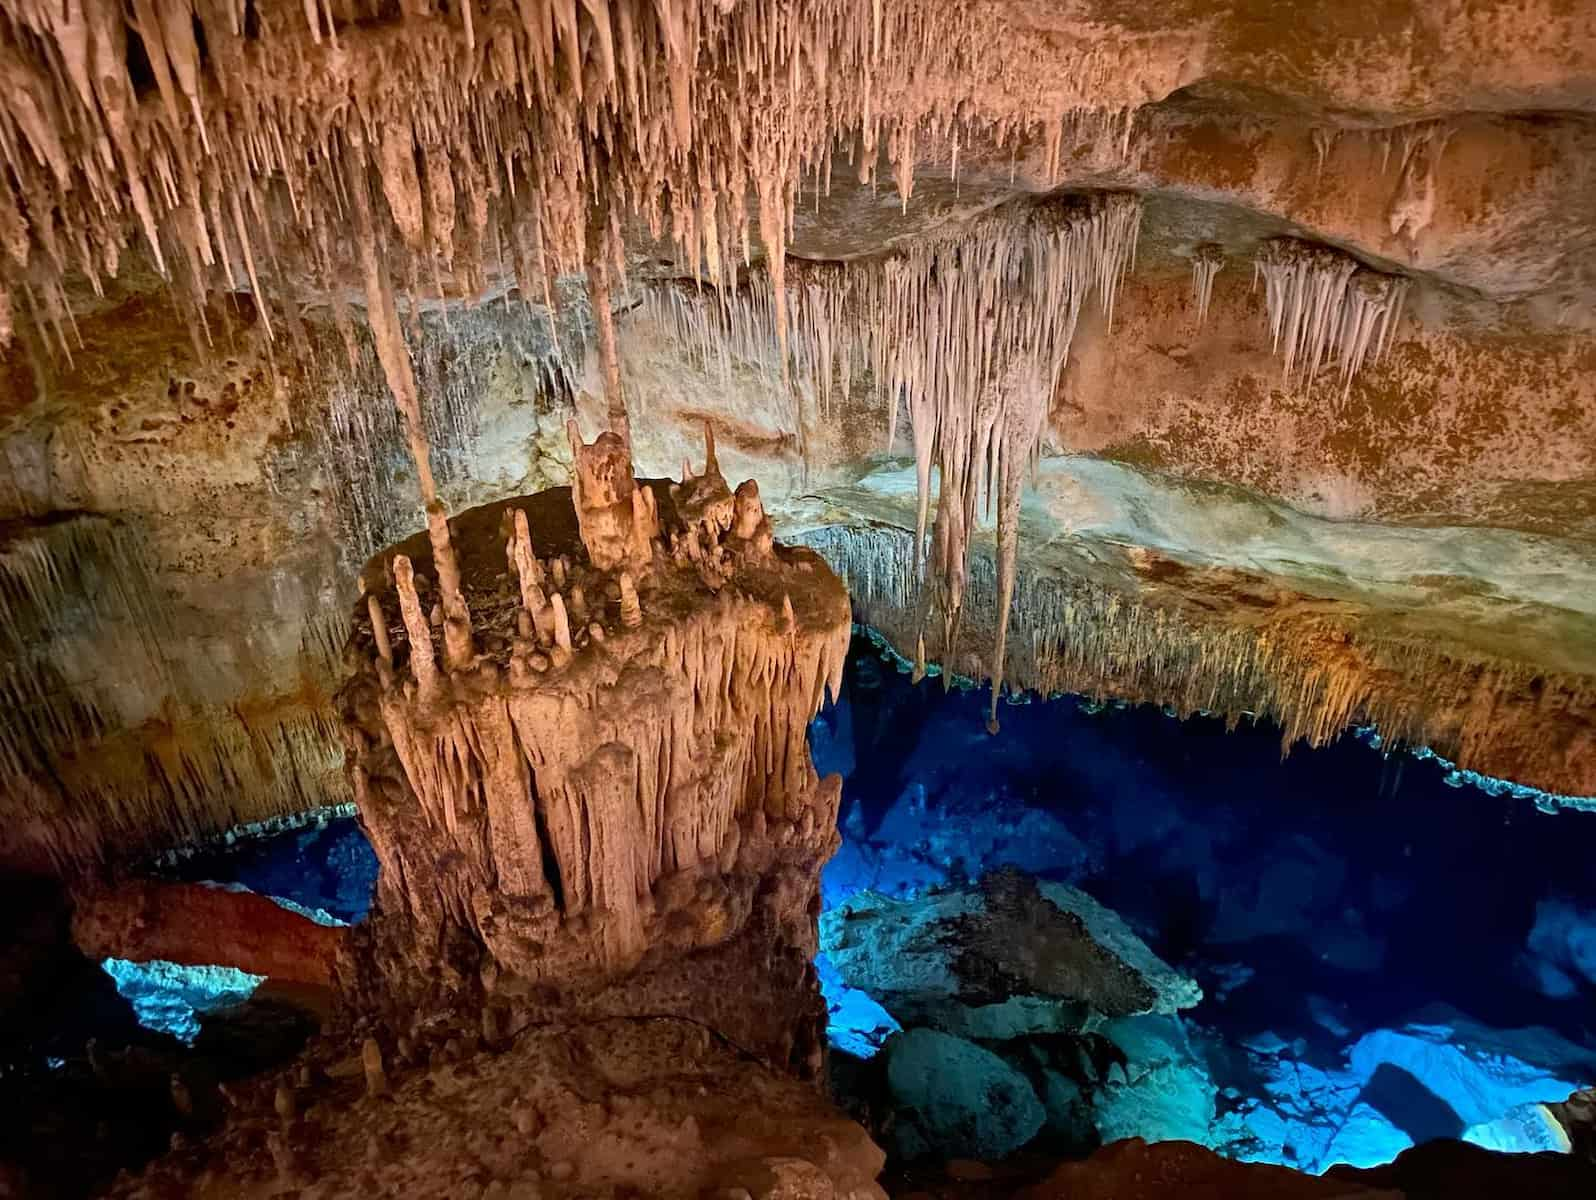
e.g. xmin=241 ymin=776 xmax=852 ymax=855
xmin=1 ymin=0 xmax=1594 ymax=868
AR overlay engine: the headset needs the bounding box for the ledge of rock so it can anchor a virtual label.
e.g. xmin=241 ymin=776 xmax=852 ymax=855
xmin=70 ymin=879 xmax=346 ymax=990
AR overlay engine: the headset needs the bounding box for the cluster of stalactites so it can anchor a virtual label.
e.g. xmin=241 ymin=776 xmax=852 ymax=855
xmin=1252 ymin=238 xmax=1408 ymax=396
xmin=0 ymin=514 xmax=351 ymax=868
xmin=0 ymin=0 xmax=1143 ymax=371
xmin=643 ymin=193 xmax=1142 ymax=730
xmin=802 ymin=520 xmax=1596 ymax=799
xmin=1190 ymin=243 xmax=1223 ymax=326
xmin=0 ymin=514 xmax=166 ymax=788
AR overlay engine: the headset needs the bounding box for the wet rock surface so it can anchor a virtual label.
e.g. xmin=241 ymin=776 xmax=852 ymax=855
xmin=885 ymin=1027 xmax=1045 ymax=1162
xmin=822 ymin=869 xmax=1200 ymax=1038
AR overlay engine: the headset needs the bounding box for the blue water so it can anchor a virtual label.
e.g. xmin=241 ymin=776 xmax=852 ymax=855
xmin=166 ymin=817 xmax=377 ymax=925
xmin=132 ymin=629 xmax=1596 ymax=1171
xmin=812 ymin=630 xmax=1596 ymax=1170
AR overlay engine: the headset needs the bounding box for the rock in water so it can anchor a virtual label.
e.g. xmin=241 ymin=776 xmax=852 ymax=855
xmin=885 ymin=1028 xmax=1045 ymax=1160
xmin=820 ymin=868 xmax=1200 ymax=1039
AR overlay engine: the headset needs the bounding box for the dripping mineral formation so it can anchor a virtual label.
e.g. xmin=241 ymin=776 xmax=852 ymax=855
xmin=2 ymin=1 xmax=1595 ymax=865
xmin=1 ymin=0 xmax=1596 ymax=1195
xmin=339 ymin=426 xmax=852 ymax=1062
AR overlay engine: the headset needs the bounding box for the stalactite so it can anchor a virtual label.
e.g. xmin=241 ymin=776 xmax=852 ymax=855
xmin=345 ymin=137 xmax=440 ymax=509
xmin=305 ymin=291 xmax=587 ymax=568
xmin=1252 ymin=238 xmax=1408 ymax=393
xmin=639 ymin=193 xmax=1142 ymax=721
xmin=586 ymin=256 xmax=629 ymax=447
xmin=797 ymin=522 xmax=1596 ymax=796
xmin=1190 ymin=243 xmax=1223 ymax=327
xmin=0 ymin=0 xmax=1145 ymax=365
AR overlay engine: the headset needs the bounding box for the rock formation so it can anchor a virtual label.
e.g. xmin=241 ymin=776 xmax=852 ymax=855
xmin=1 ymin=1 xmax=1594 ymax=865
xmin=822 ymin=869 xmax=1201 ymax=1039
xmin=0 ymin=0 xmax=1595 ymax=1195
xmin=104 ymin=1015 xmax=888 ymax=1200
xmin=71 ymin=878 xmax=346 ymax=989
xmin=338 ymin=426 xmax=851 ymax=1066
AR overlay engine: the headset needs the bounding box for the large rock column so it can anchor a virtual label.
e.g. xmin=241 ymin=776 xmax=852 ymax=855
xmin=336 ymin=427 xmax=851 ymax=1072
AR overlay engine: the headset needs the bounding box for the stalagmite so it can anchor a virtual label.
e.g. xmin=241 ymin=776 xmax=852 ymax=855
xmin=169 ymin=1073 xmax=193 ymax=1118
xmin=369 ymin=594 xmax=393 ymax=665
xmin=426 ymin=503 xmax=474 ymax=671
xmin=274 ymin=1083 xmax=296 ymax=1129
xmin=619 ymin=572 xmax=643 ymax=628
xmin=510 ymin=509 xmax=547 ymax=615
xmin=392 ymin=555 xmax=439 ymax=702
xmin=551 ymin=591 xmax=573 ymax=653
xmin=362 ymin=1038 xmax=388 ymax=1097
xmin=338 ymin=443 xmax=853 ymax=1041
xmin=267 ymin=1132 xmax=300 ymax=1188
xmin=568 ymin=421 xmax=655 ymax=572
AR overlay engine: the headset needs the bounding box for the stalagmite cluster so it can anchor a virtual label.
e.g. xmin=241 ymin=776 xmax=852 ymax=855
xmin=1253 ymin=238 xmax=1408 ymax=395
xmin=338 ymin=425 xmax=851 ymax=1043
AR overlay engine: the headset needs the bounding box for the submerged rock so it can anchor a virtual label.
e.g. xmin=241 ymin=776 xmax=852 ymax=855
xmin=885 ymin=1028 xmax=1045 ymax=1160
xmin=1347 ymin=1008 xmax=1596 ymax=1130
xmin=1091 ymin=1015 xmax=1223 ymax=1150
xmin=820 ymin=869 xmax=1200 ymax=1039
xmin=1520 ymin=898 xmax=1596 ymax=999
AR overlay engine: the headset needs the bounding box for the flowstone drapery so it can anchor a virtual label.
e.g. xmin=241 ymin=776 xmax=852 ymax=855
xmin=337 ymin=426 xmax=851 ymax=1067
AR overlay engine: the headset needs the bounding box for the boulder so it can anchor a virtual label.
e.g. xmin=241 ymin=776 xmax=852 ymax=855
xmin=1092 ymin=1015 xmax=1222 ymax=1149
xmin=820 ymin=869 xmax=1200 ymax=1039
xmin=1520 ymin=898 xmax=1596 ymax=998
xmin=885 ymin=1028 xmax=1045 ymax=1160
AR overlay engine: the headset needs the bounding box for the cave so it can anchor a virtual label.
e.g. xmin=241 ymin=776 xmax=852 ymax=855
xmin=2 ymin=1 xmax=1596 ymax=1197
xmin=813 ymin=632 xmax=1596 ymax=1180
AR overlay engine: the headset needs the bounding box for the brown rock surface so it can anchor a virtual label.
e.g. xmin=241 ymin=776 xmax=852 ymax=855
xmin=105 ymin=1016 xmax=887 ymax=1200
xmin=69 ymin=878 xmax=346 ymax=989
xmin=1012 ymin=1138 xmax=1596 ymax=1200
xmin=1024 ymin=1139 xmax=1396 ymax=1199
